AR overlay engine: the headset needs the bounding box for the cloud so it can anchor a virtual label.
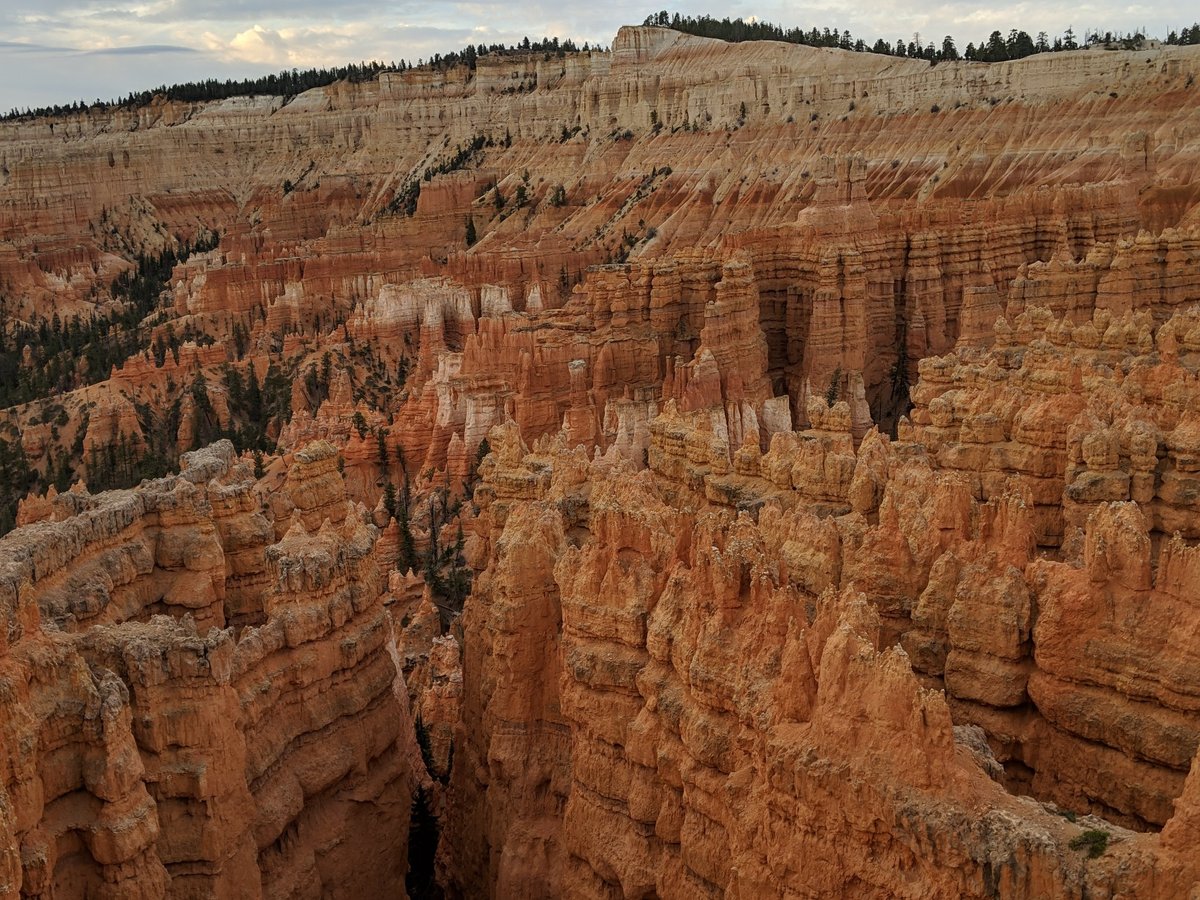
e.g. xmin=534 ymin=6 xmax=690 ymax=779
xmin=83 ymin=43 xmax=198 ymax=55
xmin=226 ymin=24 xmax=290 ymax=64
xmin=0 ymin=39 xmax=73 ymax=52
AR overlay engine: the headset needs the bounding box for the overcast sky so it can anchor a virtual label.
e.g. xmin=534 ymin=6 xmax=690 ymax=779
xmin=1 ymin=1 xmax=1194 ymax=112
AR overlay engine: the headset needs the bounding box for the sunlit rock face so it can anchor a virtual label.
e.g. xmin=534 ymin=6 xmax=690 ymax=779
xmin=2 ymin=21 xmax=1200 ymax=900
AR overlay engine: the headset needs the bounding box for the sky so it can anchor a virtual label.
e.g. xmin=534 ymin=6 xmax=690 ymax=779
xmin=1 ymin=0 xmax=1194 ymax=112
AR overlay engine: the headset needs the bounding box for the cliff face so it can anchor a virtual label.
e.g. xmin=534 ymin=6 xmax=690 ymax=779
xmin=0 ymin=441 xmax=416 ymax=899
xmin=443 ymin=388 xmax=1200 ymax=898
xmin=2 ymin=22 xmax=1200 ymax=900
xmin=3 ymin=29 xmax=1200 ymax=456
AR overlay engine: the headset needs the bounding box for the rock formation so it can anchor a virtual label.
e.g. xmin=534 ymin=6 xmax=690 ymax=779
xmin=442 ymin=406 xmax=1200 ymax=897
xmin=1 ymin=22 xmax=1200 ymax=900
xmin=0 ymin=441 xmax=417 ymax=898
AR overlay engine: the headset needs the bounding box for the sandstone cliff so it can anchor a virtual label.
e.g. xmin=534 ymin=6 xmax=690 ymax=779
xmin=2 ymin=26 xmax=1199 ymax=490
xmin=0 ymin=441 xmax=418 ymax=898
xmin=1 ymin=21 xmax=1200 ymax=900
xmin=441 ymin=407 xmax=1200 ymax=897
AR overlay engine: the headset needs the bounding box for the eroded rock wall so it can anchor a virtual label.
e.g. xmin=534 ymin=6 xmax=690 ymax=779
xmin=440 ymin=304 xmax=1200 ymax=897
xmin=3 ymin=23 xmax=1200 ymax=900
xmin=0 ymin=441 xmax=415 ymax=899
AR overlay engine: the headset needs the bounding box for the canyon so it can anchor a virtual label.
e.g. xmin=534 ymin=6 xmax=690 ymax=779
xmin=1 ymin=23 xmax=1199 ymax=899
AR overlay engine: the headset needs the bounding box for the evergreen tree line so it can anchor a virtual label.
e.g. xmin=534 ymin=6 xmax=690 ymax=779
xmin=85 ymin=427 xmax=175 ymax=494
xmin=0 ymin=234 xmax=216 ymax=410
xmin=1165 ymin=25 xmax=1200 ymax=45
xmin=219 ymin=361 xmax=294 ymax=453
xmin=3 ymin=37 xmax=586 ymax=122
xmin=0 ymin=330 xmax=294 ymax=534
xmin=0 ymin=435 xmax=36 ymax=536
xmin=80 ymin=360 xmax=293 ymax=498
xmin=648 ymin=11 xmax=1197 ymax=63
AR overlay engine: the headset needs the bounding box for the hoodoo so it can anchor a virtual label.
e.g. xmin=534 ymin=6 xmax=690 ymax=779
xmin=1 ymin=21 xmax=1200 ymax=899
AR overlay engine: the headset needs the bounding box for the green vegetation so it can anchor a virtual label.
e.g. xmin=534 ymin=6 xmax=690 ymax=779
xmin=1069 ymin=829 xmax=1109 ymax=859
xmin=406 ymin=783 xmax=442 ymax=899
xmin=825 ymin=366 xmax=842 ymax=408
xmin=647 ymin=11 xmax=1166 ymax=63
xmin=377 ymin=429 xmax=390 ymax=469
xmin=352 ymin=410 xmax=369 ymax=439
xmin=85 ymin=429 xmax=175 ymax=493
xmin=397 ymin=486 xmax=418 ymax=574
xmin=221 ymin=361 xmax=292 ymax=453
xmin=80 ymin=356 xmax=289 ymax=496
xmin=0 ymin=437 xmax=36 ymax=535
xmin=1165 ymin=25 xmax=1200 ymax=45
xmin=0 ymin=233 xmax=217 ymax=409
xmin=9 ymin=18 xmax=1193 ymax=123
xmin=387 ymin=466 xmax=420 ymax=577
xmin=422 ymin=491 xmax=472 ymax=630
xmin=414 ymin=715 xmax=436 ymax=774
xmin=383 ymin=135 xmax=490 ymax=218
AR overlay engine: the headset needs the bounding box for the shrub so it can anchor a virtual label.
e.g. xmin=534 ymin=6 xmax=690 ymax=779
xmin=1069 ymin=829 xmax=1109 ymax=859
xmin=825 ymin=366 xmax=842 ymax=407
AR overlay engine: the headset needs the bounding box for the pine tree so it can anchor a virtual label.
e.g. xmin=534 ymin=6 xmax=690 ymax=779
xmin=376 ymin=428 xmax=390 ymax=469
xmin=465 ymin=216 xmax=477 ymax=247
xmin=246 ymin=365 xmax=263 ymax=426
xmin=397 ymin=478 xmax=417 ymax=573
xmin=319 ymin=352 xmax=333 ymax=397
xmin=825 ymin=366 xmax=842 ymax=407
xmin=405 ymin=785 xmax=441 ymax=899
xmin=384 ymin=481 xmax=398 ymax=520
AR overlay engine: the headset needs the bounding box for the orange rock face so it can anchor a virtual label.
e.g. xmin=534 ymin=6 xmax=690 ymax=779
xmin=0 ymin=441 xmax=418 ymax=898
xmin=2 ymin=21 xmax=1200 ymax=900
xmin=442 ymin=411 xmax=1200 ymax=898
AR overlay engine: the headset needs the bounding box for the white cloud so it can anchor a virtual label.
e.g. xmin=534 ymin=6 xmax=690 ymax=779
xmin=227 ymin=24 xmax=290 ymax=65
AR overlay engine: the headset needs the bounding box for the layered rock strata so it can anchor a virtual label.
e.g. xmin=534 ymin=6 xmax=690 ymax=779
xmin=0 ymin=441 xmax=415 ymax=899
xmin=2 ymin=29 xmax=1200 ymax=490
xmin=2 ymin=22 xmax=1200 ymax=900
xmin=440 ymin=303 xmax=1200 ymax=897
